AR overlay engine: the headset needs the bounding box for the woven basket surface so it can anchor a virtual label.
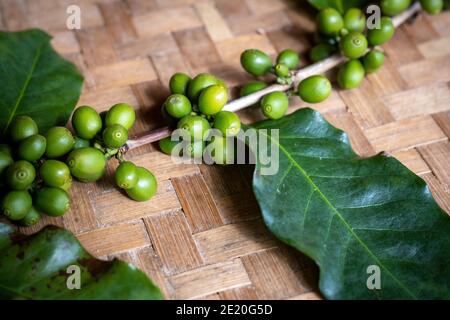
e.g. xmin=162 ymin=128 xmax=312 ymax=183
xmin=2 ymin=0 xmax=449 ymax=300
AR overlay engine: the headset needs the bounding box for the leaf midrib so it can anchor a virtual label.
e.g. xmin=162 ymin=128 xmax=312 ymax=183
xmin=260 ymin=131 xmax=417 ymax=299
xmin=2 ymin=41 xmax=44 ymax=135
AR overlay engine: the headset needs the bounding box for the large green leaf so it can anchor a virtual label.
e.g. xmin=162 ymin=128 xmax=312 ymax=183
xmin=249 ymin=108 xmax=450 ymax=299
xmin=308 ymin=0 xmax=372 ymax=13
xmin=0 ymin=222 xmax=163 ymax=300
xmin=0 ymin=29 xmax=83 ymax=136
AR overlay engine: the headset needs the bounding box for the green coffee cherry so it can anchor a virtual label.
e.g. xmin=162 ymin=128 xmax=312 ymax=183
xmin=17 ymin=134 xmax=46 ymax=162
xmin=9 ymin=116 xmax=38 ymax=143
xmin=316 ymin=8 xmax=344 ymax=36
xmin=66 ymin=147 xmax=106 ymax=182
xmin=73 ymin=137 xmax=90 ymax=149
xmin=71 ymin=106 xmax=102 ymax=140
xmin=2 ymin=190 xmax=32 ymax=220
xmin=34 ymin=187 xmax=70 ymax=217
xmin=337 ymin=59 xmax=366 ymax=89
xmin=340 ymin=32 xmax=368 ymax=59
xmin=367 ymin=17 xmax=395 ymax=46
xmin=169 ymin=72 xmax=191 ymax=95
xmin=362 ymin=50 xmax=385 ymax=74
xmin=177 ymin=115 xmax=211 ymax=141
xmin=261 ymin=91 xmax=289 ymax=120
xmin=19 ymin=206 xmax=41 ymax=226
xmin=187 ymin=73 xmax=218 ymax=102
xmin=40 ymin=160 xmax=71 ymax=188
xmin=276 ymin=49 xmax=300 ymax=70
xmin=298 ymin=75 xmax=331 ymax=103
xmin=164 ymin=94 xmax=192 ymax=119
xmin=0 ymin=150 xmax=14 ymax=175
xmin=275 ymin=64 xmax=290 ymax=78
xmin=240 ymin=49 xmax=273 ymax=76
xmin=309 ymin=43 xmax=336 ymax=62
xmin=105 ymin=103 xmax=136 ymax=130
xmin=420 ymin=0 xmax=444 ymax=14
xmin=103 ymin=124 xmax=129 ymax=148
xmin=115 ymin=161 xmax=138 ymax=189
xmin=213 ymin=111 xmax=241 ymax=137
xmin=240 ymin=81 xmax=268 ymax=97
xmin=125 ymin=167 xmax=157 ymax=202
xmin=344 ymin=8 xmax=366 ymax=32
xmin=45 ymin=126 xmax=75 ymax=158
xmin=159 ymin=137 xmax=181 ymax=156
xmin=6 ymin=160 xmax=36 ymax=190
xmin=198 ymin=85 xmax=228 ymax=115
xmin=381 ymin=0 xmax=411 ymax=16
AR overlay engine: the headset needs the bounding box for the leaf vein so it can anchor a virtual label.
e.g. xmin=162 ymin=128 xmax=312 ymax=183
xmin=2 ymin=40 xmax=44 ymax=135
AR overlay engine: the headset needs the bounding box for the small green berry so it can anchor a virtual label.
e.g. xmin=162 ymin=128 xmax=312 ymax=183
xmin=337 ymin=59 xmax=366 ymax=90
xmin=169 ymin=72 xmax=191 ymax=95
xmin=187 ymin=73 xmax=219 ymax=102
xmin=275 ymin=63 xmax=290 ymax=78
xmin=240 ymin=49 xmax=273 ymax=77
xmin=316 ymin=8 xmax=344 ymax=36
xmin=362 ymin=49 xmax=385 ymax=74
xmin=102 ymin=124 xmax=128 ymax=148
xmin=17 ymin=134 xmax=46 ymax=162
xmin=6 ymin=160 xmax=36 ymax=190
xmin=105 ymin=103 xmax=136 ymax=130
xmin=213 ymin=111 xmax=241 ymax=137
xmin=340 ymin=32 xmax=368 ymax=59
xmin=420 ymin=0 xmax=444 ymax=14
xmin=164 ymin=94 xmax=192 ymax=119
xmin=9 ymin=116 xmax=38 ymax=143
xmin=71 ymin=106 xmax=102 ymax=140
xmin=276 ymin=49 xmax=300 ymax=70
xmin=45 ymin=127 xmax=75 ymax=158
xmin=177 ymin=115 xmax=211 ymax=141
xmin=344 ymin=8 xmax=366 ymax=32
xmin=125 ymin=167 xmax=157 ymax=202
xmin=260 ymin=91 xmax=289 ymax=120
xmin=115 ymin=161 xmax=138 ymax=189
xmin=198 ymin=85 xmax=228 ymax=116
xmin=298 ymin=75 xmax=331 ymax=104
xmin=367 ymin=17 xmax=395 ymax=46
xmin=381 ymin=0 xmax=411 ymax=16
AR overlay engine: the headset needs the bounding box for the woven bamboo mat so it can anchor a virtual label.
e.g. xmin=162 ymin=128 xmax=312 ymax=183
xmin=1 ymin=0 xmax=449 ymax=300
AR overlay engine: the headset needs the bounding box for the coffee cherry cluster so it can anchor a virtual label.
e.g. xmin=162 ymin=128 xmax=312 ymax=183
xmin=239 ymin=47 xmax=331 ymax=119
xmin=158 ymin=73 xmax=241 ymax=165
xmin=239 ymin=49 xmax=299 ymax=120
xmin=0 ymin=104 xmax=157 ymax=226
xmin=0 ymin=116 xmax=73 ymax=225
xmin=71 ymin=103 xmax=157 ymax=202
xmin=238 ymin=1 xmax=446 ymax=120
